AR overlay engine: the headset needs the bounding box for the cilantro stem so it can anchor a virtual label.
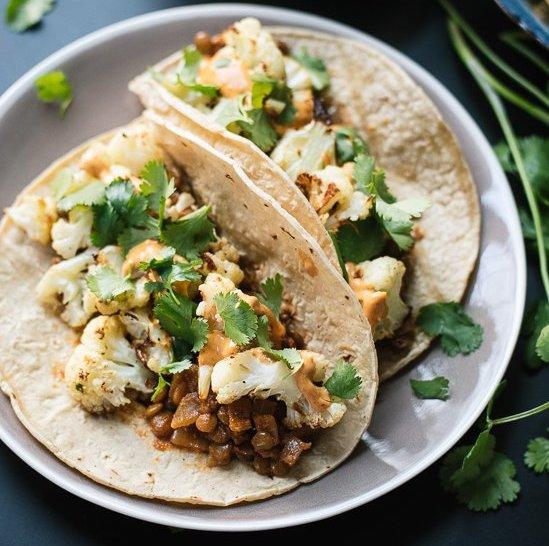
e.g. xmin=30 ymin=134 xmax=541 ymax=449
xmin=447 ymin=21 xmax=549 ymax=299
xmin=500 ymin=31 xmax=549 ymax=76
xmin=440 ymin=0 xmax=549 ymax=110
xmin=489 ymin=400 xmax=549 ymax=426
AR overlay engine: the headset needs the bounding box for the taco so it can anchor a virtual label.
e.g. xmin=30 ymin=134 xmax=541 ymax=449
xmin=0 ymin=116 xmax=377 ymax=505
xmin=130 ymin=18 xmax=480 ymax=380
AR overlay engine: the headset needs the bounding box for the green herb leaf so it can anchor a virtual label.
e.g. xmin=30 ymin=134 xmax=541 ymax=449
xmin=257 ymin=273 xmax=284 ymax=317
xmin=255 ymin=315 xmax=272 ymax=348
xmin=57 ymin=181 xmax=105 ymax=212
xmin=160 ymin=205 xmax=216 ymax=259
xmin=417 ymin=302 xmax=483 ymax=356
xmin=440 ymin=433 xmax=520 ymax=511
xmin=495 ymin=137 xmax=549 ymax=205
xmin=151 ymin=374 xmax=170 ymax=402
xmin=251 ymin=74 xmax=296 ymax=124
xmin=117 ymin=218 xmax=160 ymax=255
xmin=334 ymin=218 xmax=387 ymax=263
xmin=139 ymin=160 xmax=174 ymax=223
xmin=34 ymin=70 xmax=73 ymax=116
xmin=524 ymin=436 xmax=549 ymax=473
xmin=293 ymin=47 xmax=330 ymax=91
xmin=238 ymin=108 xmax=279 ymax=152
xmin=410 ymin=376 xmax=450 ymax=400
xmin=5 ymin=0 xmax=54 ymax=32
xmin=324 ymin=360 xmax=362 ymax=399
xmin=138 ymin=247 xmax=177 ymax=272
xmin=211 ymin=96 xmax=252 ymax=128
xmin=335 ymin=127 xmax=368 ymax=164
xmin=214 ymin=291 xmax=258 ymax=345
xmin=523 ymin=301 xmax=549 ymax=369
xmin=161 ymin=359 xmax=193 ymax=375
xmin=91 ymin=178 xmax=153 ymax=249
xmin=85 ymin=266 xmax=133 ymax=302
xmin=153 ymin=292 xmax=207 ymax=353
xmin=262 ymin=347 xmax=302 ymax=371
xmin=178 ymin=46 xmax=218 ymax=97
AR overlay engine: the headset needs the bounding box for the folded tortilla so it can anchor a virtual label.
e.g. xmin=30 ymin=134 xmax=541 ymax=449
xmin=0 ymin=116 xmax=377 ymax=505
xmin=130 ymin=27 xmax=480 ymax=380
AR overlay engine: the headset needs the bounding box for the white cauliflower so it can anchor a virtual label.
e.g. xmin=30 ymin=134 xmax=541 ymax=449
xmin=51 ymin=206 xmax=93 ymax=258
xmin=119 ymin=309 xmax=173 ymax=373
xmin=211 ymin=348 xmax=347 ymax=429
xmin=351 ymin=257 xmax=409 ymax=340
xmin=271 ymin=122 xmax=335 ymax=180
xmin=36 ymin=249 xmax=96 ymax=327
xmin=6 ymin=194 xmax=57 ymax=244
xmin=165 ymin=191 xmax=195 ymax=221
xmin=200 ymin=239 xmax=244 ymax=286
xmin=223 ymin=18 xmax=285 ymax=80
xmin=65 ymin=315 xmax=153 ymax=413
xmin=83 ymin=246 xmax=150 ymax=315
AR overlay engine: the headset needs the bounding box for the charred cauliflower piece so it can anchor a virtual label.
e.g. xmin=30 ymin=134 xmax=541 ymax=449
xmin=65 ymin=315 xmax=153 ymax=413
xmin=211 ymin=348 xmax=347 ymax=429
xmin=36 ymin=249 xmax=96 ymax=327
xmin=7 ymin=194 xmax=57 ymax=244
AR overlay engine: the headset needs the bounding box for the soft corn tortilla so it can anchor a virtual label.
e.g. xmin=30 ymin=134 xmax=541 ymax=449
xmin=130 ymin=27 xmax=480 ymax=380
xmin=0 ymin=116 xmax=377 ymax=506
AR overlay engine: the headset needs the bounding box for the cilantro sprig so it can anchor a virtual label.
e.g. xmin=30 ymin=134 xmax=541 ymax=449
xmin=524 ymin=436 xmax=549 ymax=474
xmin=293 ymin=47 xmax=330 ymax=91
xmin=440 ymin=381 xmax=549 ymax=511
xmin=335 ymin=127 xmax=368 ymax=164
xmin=177 ymin=46 xmax=218 ymax=98
xmin=256 ymin=273 xmax=284 ymax=317
xmin=85 ymin=266 xmax=134 ymax=302
xmin=34 ymin=70 xmax=73 ymax=116
xmin=417 ymin=302 xmax=483 ymax=356
xmin=214 ymin=291 xmax=258 ymax=345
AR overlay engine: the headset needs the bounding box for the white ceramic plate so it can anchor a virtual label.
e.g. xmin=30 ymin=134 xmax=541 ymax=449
xmin=0 ymin=3 xmax=525 ymax=532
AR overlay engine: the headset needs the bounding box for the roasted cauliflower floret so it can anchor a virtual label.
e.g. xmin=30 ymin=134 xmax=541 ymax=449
xmin=36 ymin=249 xmax=96 ymax=327
xmin=165 ymin=191 xmax=195 ymax=221
xmin=119 ymin=309 xmax=173 ymax=373
xmin=211 ymin=348 xmax=347 ymax=429
xmin=7 ymin=194 xmax=57 ymax=244
xmin=349 ymin=257 xmax=409 ymax=340
xmin=201 ymin=239 xmax=244 ymax=286
xmin=222 ymin=18 xmax=285 ymax=80
xmin=65 ymin=315 xmax=153 ymax=413
xmin=271 ymin=122 xmax=336 ymax=180
xmin=51 ymin=206 xmax=93 ymax=258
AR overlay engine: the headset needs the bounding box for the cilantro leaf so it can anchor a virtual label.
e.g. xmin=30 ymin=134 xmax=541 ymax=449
xmin=151 ymin=374 xmax=170 ymax=402
xmin=417 ymin=302 xmax=483 ymax=356
xmin=353 ymin=155 xmax=378 ymax=196
xmin=117 ymin=218 xmax=160 ymax=255
xmin=91 ymin=178 xmax=153 ymax=249
xmin=262 ymin=347 xmax=302 ymax=371
xmin=410 ymin=376 xmax=450 ymax=400
xmin=238 ymin=109 xmax=279 ymax=152
xmin=251 ymin=75 xmax=296 ymax=125
xmin=167 ymin=261 xmax=202 ymax=286
xmin=161 ymin=205 xmax=215 ymax=259
xmin=153 ymin=292 xmax=207 ymax=353
xmin=211 ymin=96 xmax=252 ymax=128
xmin=85 ymin=266 xmax=133 ymax=302
xmin=440 ymin=438 xmax=520 ymax=511
xmin=161 ymin=359 xmax=193 ymax=375
xmin=257 ymin=274 xmax=284 ymax=317
xmin=495 ymin=137 xmax=549 ymax=205
xmin=139 ymin=160 xmax=174 ymax=223
xmin=138 ymin=247 xmax=177 ymax=271
xmin=5 ymin=0 xmax=54 ymax=32
xmin=524 ymin=436 xmax=549 ymax=473
xmin=293 ymin=47 xmax=330 ymax=91
xmin=335 ymin=127 xmax=368 ymax=164
xmin=255 ymin=315 xmax=272 ymax=348
xmin=523 ymin=301 xmax=549 ymax=369
xmin=177 ymin=46 xmax=218 ymax=98
xmin=34 ymin=70 xmax=73 ymax=116
xmin=57 ymin=181 xmax=105 ymax=212
xmin=324 ymin=360 xmax=362 ymax=399
xmin=334 ymin=218 xmax=387 ymax=263
xmin=214 ymin=292 xmax=258 ymax=345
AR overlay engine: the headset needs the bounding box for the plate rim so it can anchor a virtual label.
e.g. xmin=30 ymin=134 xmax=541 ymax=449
xmin=0 ymin=2 xmax=526 ymax=532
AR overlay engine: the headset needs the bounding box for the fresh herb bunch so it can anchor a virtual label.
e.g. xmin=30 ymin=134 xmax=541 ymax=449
xmin=440 ymin=0 xmax=549 ymax=511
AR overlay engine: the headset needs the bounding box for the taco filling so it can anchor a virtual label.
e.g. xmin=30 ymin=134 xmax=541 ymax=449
xmin=6 ymin=120 xmax=363 ymax=477
xmin=150 ymin=18 xmax=430 ymax=346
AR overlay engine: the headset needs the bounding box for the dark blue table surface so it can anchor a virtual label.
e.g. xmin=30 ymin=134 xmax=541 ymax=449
xmin=0 ymin=1 xmax=547 ymax=544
